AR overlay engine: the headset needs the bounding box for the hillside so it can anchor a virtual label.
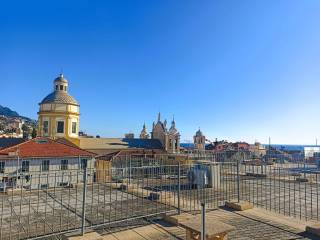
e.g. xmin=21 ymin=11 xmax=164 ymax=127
xmin=0 ymin=105 xmax=35 ymax=122
xmin=0 ymin=105 xmax=37 ymax=138
xmin=0 ymin=105 xmax=20 ymax=117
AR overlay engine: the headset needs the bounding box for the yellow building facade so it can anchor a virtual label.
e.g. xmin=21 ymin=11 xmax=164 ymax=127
xmin=37 ymin=74 xmax=80 ymax=146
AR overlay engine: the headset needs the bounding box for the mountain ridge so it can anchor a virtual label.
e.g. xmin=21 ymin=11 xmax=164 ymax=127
xmin=0 ymin=105 xmax=35 ymax=122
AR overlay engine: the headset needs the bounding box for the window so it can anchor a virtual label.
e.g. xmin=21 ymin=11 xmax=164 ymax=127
xmin=57 ymin=121 xmax=64 ymax=133
xmin=41 ymin=160 xmax=49 ymax=172
xmin=0 ymin=161 xmax=5 ymax=173
xmin=60 ymin=85 xmax=63 ymax=90
xmin=64 ymin=86 xmax=67 ymax=91
xmin=72 ymin=122 xmax=77 ymax=134
xmin=80 ymin=159 xmax=87 ymax=170
xmin=43 ymin=121 xmax=49 ymax=134
xmin=22 ymin=161 xmax=29 ymax=172
xmin=61 ymin=159 xmax=68 ymax=170
xmin=56 ymin=85 xmax=58 ymax=90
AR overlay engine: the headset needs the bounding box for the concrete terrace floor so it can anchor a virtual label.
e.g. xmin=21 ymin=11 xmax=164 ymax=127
xmin=94 ymin=208 xmax=319 ymax=240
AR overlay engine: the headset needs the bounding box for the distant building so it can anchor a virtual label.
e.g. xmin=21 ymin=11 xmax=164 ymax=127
xmin=0 ymin=137 xmax=95 ymax=191
xmin=313 ymin=152 xmax=320 ymax=167
xmin=304 ymin=147 xmax=320 ymax=163
xmin=193 ymin=129 xmax=206 ymax=151
xmin=249 ymin=142 xmax=266 ymax=157
xmin=79 ymin=113 xmax=180 ymax=155
xmin=206 ymin=139 xmax=230 ymax=152
xmin=151 ymin=113 xmax=180 ymax=153
xmin=304 ymin=147 xmax=320 ymax=158
xmin=37 ymin=74 xmax=80 ymax=146
xmin=79 ymin=137 xmax=164 ymax=155
xmin=139 ymin=123 xmax=150 ymax=139
xmin=124 ymin=133 xmax=135 ymax=139
xmin=232 ymin=142 xmax=250 ymax=151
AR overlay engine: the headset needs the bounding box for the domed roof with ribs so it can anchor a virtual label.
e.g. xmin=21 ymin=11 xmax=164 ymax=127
xmin=40 ymin=91 xmax=79 ymax=105
xmin=40 ymin=73 xmax=79 ymax=106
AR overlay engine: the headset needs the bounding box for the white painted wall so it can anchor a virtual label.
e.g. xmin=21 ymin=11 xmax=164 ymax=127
xmin=0 ymin=157 xmax=95 ymax=190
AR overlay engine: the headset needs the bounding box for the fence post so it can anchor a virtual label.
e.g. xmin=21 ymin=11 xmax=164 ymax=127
xmin=178 ymin=161 xmax=181 ymax=214
xmin=81 ymin=166 xmax=87 ymax=236
xmin=201 ymin=202 xmax=206 ymax=240
xmin=129 ymin=155 xmax=132 ymax=185
xmin=237 ymin=156 xmax=240 ymax=203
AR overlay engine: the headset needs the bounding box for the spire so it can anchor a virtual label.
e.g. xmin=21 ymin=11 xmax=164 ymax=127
xmin=168 ymin=115 xmax=178 ymax=136
xmin=157 ymin=112 xmax=161 ymax=122
xmin=171 ymin=115 xmax=175 ymax=127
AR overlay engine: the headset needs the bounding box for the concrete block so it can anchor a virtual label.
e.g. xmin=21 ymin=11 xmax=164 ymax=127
xmin=119 ymin=184 xmax=128 ymax=190
xmin=149 ymin=192 xmax=160 ymax=201
xmin=64 ymin=232 xmax=103 ymax=240
xmin=164 ymin=213 xmax=194 ymax=226
xmin=296 ymin=177 xmax=308 ymax=183
xmin=6 ymin=188 xmax=25 ymax=195
xmin=306 ymin=224 xmax=320 ymax=237
xmin=129 ymin=188 xmax=150 ymax=198
xmin=225 ymin=201 xmax=253 ymax=211
xmin=245 ymin=173 xmax=266 ymax=178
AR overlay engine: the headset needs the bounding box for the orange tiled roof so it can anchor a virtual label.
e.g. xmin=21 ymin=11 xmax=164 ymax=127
xmin=0 ymin=137 xmax=95 ymax=158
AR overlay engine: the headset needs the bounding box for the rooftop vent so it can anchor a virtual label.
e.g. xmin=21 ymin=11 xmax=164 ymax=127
xmin=35 ymin=139 xmax=48 ymax=144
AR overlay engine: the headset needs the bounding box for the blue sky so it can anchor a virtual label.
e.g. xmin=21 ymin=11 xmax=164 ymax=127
xmin=1 ymin=0 xmax=320 ymax=144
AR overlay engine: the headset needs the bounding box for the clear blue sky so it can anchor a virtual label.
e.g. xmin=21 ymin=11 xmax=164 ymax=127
xmin=1 ymin=0 xmax=320 ymax=144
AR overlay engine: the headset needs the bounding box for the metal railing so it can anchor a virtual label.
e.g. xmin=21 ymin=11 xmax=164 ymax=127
xmin=0 ymin=152 xmax=319 ymax=239
xmin=0 ymin=160 xmax=238 ymax=240
xmin=240 ymin=162 xmax=320 ymax=221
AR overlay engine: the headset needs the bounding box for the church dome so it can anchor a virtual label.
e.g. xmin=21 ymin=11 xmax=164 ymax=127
xmin=40 ymin=74 xmax=79 ymax=106
xmin=40 ymin=91 xmax=79 ymax=105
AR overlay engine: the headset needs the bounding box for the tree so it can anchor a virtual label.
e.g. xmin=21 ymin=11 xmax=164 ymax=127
xmin=22 ymin=124 xmax=29 ymax=139
xmin=21 ymin=124 xmax=28 ymax=132
xmin=31 ymin=128 xmax=37 ymax=138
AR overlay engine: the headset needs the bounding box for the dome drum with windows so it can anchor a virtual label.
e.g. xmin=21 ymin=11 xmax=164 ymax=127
xmin=38 ymin=74 xmax=80 ymax=146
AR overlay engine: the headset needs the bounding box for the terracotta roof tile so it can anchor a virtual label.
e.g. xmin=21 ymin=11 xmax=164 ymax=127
xmin=0 ymin=137 xmax=95 ymax=158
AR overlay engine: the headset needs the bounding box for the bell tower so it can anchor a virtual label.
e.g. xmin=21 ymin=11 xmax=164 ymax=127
xmin=194 ymin=128 xmax=206 ymax=151
xmin=140 ymin=123 xmax=150 ymax=139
